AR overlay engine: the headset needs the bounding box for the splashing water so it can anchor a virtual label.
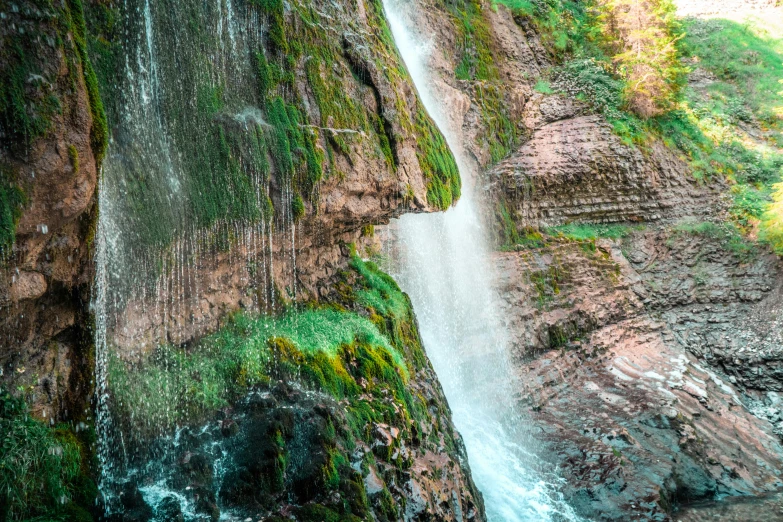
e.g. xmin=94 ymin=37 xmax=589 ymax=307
xmin=381 ymin=1 xmax=582 ymax=520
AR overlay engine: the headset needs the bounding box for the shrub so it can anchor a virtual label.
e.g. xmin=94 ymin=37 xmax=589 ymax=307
xmin=0 ymin=389 xmax=92 ymax=522
xmin=596 ymin=0 xmax=685 ymax=117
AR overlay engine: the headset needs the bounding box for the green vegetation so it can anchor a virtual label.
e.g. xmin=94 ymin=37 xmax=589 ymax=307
xmin=0 ymin=0 xmax=108 ymax=253
xmin=451 ymin=0 xmax=499 ymax=82
xmin=440 ymin=0 xmax=520 ymax=161
xmin=534 ymin=80 xmax=554 ymax=94
xmin=494 ymin=0 xmax=602 ymax=57
xmin=0 ymin=388 xmax=96 ymax=522
xmin=490 ymin=1 xmax=783 ymax=254
xmin=674 ymin=18 xmax=783 ymax=250
xmin=68 ymin=0 xmax=109 ymax=164
xmin=0 ymin=37 xmax=61 ymax=150
xmin=671 ymin=219 xmax=757 ymax=260
xmin=0 ymin=165 xmax=26 ymax=255
xmin=415 ymin=110 xmax=461 ymax=209
xmin=110 ymin=254 xmax=429 ymax=437
xmin=111 ymin=306 xmax=402 ymax=430
xmin=684 ymin=18 xmax=783 ymax=127
xmin=68 ymin=144 xmax=80 ymax=174
xmin=81 ymin=0 xmax=460 ymax=255
xmin=108 ymin=252 xmax=449 ymax=518
xmin=762 ymin=183 xmax=783 ymax=254
xmin=109 ymin=254 xmax=445 ymax=517
xmin=529 ymin=264 xmax=566 ymax=308
xmin=546 ymin=223 xmax=642 ymax=241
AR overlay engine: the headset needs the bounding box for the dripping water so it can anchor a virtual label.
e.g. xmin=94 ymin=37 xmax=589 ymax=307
xmin=92 ymin=0 xmax=296 ymax=514
xmin=381 ymin=1 xmax=582 ymax=520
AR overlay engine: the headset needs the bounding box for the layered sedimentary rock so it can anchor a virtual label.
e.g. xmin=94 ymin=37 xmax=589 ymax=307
xmin=489 ymin=114 xmax=707 ymax=228
xmin=494 ymin=231 xmax=783 ymax=520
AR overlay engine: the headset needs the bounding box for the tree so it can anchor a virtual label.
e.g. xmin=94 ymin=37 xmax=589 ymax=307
xmin=597 ymin=0 xmax=684 ymax=118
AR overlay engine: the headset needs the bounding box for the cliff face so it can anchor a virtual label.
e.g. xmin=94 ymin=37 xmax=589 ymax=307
xmin=0 ymin=1 xmax=483 ymax=520
xmin=1 ymin=0 xmax=102 ymax=421
xmin=1 ymin=0 xmax=460 ymax=413
xmin=467 ymin=1 xmax=783 ymax=520
xmin=370 ymin=0 xmax=783 ymax=519
xmin=494 ymin=233 xmax=783 ymax=520
xmin=2 ymin=0 xmax=782 ymax=520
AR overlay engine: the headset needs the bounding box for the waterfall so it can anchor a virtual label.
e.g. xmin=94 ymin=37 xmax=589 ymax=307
xmin=91 ymin=0 xmax=294 ymax=511
xmin=381 ymin=1 xmax=582 ymax=520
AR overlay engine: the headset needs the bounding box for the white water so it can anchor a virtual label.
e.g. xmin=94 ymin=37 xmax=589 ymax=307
xmin=382 ymin=1 xmax=582 ymax=520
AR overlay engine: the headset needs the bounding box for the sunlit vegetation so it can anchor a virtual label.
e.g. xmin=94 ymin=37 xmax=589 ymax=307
xmin=109 ymin=254 xmax=429 ymax=438
xmin=671 ymin=219 xmax=757 ymax=259
xmin=546 ymin=223 xmax=642 ymax=241
xmin=490 ymin=0 xmax=782 ymax=254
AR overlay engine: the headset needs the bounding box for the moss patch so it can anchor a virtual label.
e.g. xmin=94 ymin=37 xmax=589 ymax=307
xmin=110 ymin=255 xmax=432 ymax=436
xmin=0 ymin=388 xmax=96 ymax=522
xmin=0 ymin=164 xmax=26 ymax=255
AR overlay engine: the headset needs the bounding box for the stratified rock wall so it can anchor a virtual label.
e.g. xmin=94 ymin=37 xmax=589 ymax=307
xmin=494 ymin=235 xmax=783 ymax=520
xmin=489 ymin=114 xmax=707 ymax=228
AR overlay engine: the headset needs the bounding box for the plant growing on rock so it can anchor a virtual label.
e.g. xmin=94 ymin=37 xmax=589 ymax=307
xmin=596 ymin=0 xmax=685 ymax=118
xmin=0 ymin=388 xmax=96 ymax=522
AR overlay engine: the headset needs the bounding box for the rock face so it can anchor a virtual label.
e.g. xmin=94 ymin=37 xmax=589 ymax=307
xmin=489 ymin=114 xmax=707 ymax=228
xmin=0 ymin=0 xmax=458 ymax=416
xmin=113 ymin=380 xmax=484 ymax=522
xmin=1 ymin=2 xmax=485 ymax=520
xmin=0 ymin=0 xmax=100 ymax=421
xmin=494 ymin=233 xmax=783 ymax=520
xmin=105 ymin=259 xmax=486 ymax=522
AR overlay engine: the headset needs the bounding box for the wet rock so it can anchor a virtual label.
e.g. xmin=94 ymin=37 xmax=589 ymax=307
xmin=494 ymin=232 xmax=783 ymax=520
xmin=156 ymin=496 xmax=184 ymax=522
xmin=116 ymin=483 xmax=154 ymax=522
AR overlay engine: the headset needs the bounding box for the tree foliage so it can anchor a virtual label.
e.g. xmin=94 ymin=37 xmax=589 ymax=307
xmin=597 ymin=0 xmax=685 ymax=117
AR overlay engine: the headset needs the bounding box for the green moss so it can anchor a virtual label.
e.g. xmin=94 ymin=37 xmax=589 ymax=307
xmin=415 ymin=110 xmax=461 ymax=209
xmin=529 ymin=264 xmax=567 ymax=308
xmin=0 ymin=165 xmax=26 ymax=255
xmin=109 ymin=253 xmax=434 ymax=514
xmin=250 ymin=0 xmax=289 ymax=54
xmin=68 ymin=144 xmax=80 ymax=174
xmin=305 ymin=55 xmax=367 ymax=132
xmin=474 ymin=83 xmax=518 ymax=162
xmin=0 ymin=40 xmax=61 ymax=150
xmin=445 ymin=0 xmax=499 ymax=82
xmin=534 ymin=80 xmax=554 ymax=94
xmin=546 ymin=223 xmax=641 ymax=242
xmin=0 ymin=389 xmax=95 ymax=522
xmin=67 ymin=0 xmax=108 ymax=164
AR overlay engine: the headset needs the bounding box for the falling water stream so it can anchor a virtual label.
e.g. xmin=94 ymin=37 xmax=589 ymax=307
xmin=92 ymin=0 xmax=583 ymax=518
xmin=382 ymin=1 xmax=581 ymax=520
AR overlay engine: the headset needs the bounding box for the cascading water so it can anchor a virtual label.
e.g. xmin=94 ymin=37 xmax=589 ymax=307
xmin=381 ymin=1 xmax=582 ymax=520
xmin=92 ymin=0 xmax=295 ymax=513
